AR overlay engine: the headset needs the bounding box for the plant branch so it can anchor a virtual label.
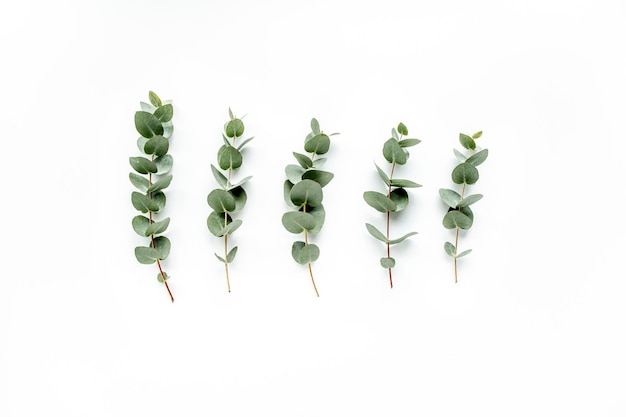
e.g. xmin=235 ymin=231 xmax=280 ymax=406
xmin=385 ymin=161 xmax=397 ymax=288
xmin=453 ymin=182 xmax=467 ymax=284
xmin=149 ymin=169 xmax=174 ymax=302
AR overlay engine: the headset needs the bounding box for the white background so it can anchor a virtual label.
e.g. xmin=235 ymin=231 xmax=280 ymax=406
xmin=2 ymin=0 xmax=625 ymax=415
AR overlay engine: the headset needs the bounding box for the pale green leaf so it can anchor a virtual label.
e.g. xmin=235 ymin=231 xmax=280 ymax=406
xmin=129 ymin=173 xmax=149 ymax=192
xmin=439 ymin=188 xmax=462 ymax=208
xmin=290 ymin=179 xmax=323 ymax=208
xmin=207 ymin=189 xmax=236 ymax=213
xmin=211 ymin=164 xmax=227 ymax=188
xmin=237 ymin=137 xmax=253 ymax=151
xmin=153 ymin=104 xmax=173 ymax=123
xmin=466 ymin=149 xmax=488 ymax=166
xmin=397 ymin=122 xmax=408 ymax=136
xmin=228 ymin=176 xmax=252 ymax=191
xmin=380 ymin=257 xmax=396 ymax=268
xmin=443 ymin=210 xmax=472 ymax=230
xmin=311 ymin=118 xmax=320 ymax=134
xmin=308 ymin=204 xmax=325 ymax=234
xmin=389 ymin=188 xmax=409 ymax=212
xmin=398 ymin=138 xmax=421 ymax=147
xmin=153 ymin=236 xmax=171 ymax=259
xmin=152 ymin=191 xmax=166 ymax=212
xmin=389 ymin=178 xmax=421 ymax=188
xmin=302 ymin=169 xmax=334 ymax=188
xmin=230 ymin=186 xmax=247 ymax=213
xmin=453 ymin=149 xmax=467 ymax=162
xmin=382 ymin=138 xmax=407 ymax=164
xmin=131 ymin=192 xmax=159 ymax=213
xmin=375 ymin=163 xmax=390 ymax=185
xmin=294 ymin=243 xmax=320 ymax=264
xmin=471 ymin=131 xmax=482 ymax=139
xmin=282 ymin=211 xmax=316 ymax=234
xmin=225 ymin=118 xmax=244 ymax=138
xmin=444 ymin=241 xmax=455 ymax=256
xmin=285 ymin=164 xmax=305 ymax=184
xmin=146 ymin=175 xmax=172 ymax=193
xmin=293 ymin=152 xmax=313 ymax=169
xmin=129 ymin=157 xmax=157 ymax=174
xmin=218 ymin=145 xmax=243 ymax=170
xmin=226 ymin=246 xmax=238 ymax=263
xmin=459 ymin=133 xmax=476 ymax=150
xmin=304 ymin=133 xmax=330 ymax=155
xmin=132 ymin=215 xmax=149 ymax=236
xmin=458 ymin=194 xmax=483 ymax=207
xmin=365 ymin=223 xmax=387 ymax=243
xmin=148 ymin=91 xmax=162 ymax=107
xmin=388 ymin=231 xmax=417 ymax=245
xmin=144 ymin=135 xmax=169 ymax=157
xmin=451 ymin=162 xmax=479 ymax=185
xmin=145 ymin=217 xmax=170 ymax=236
xmin=363 ymin=191 xmax=397 ymax=213
xmin=135 ymin=111 xmax=163 ymax=138
xmin=135 ymin=246 xmax=159 ymax=264
xmin=154 ymin=154 xmax=173 ymax=175
xmin=221 ymin=219 xmax=242 ymax=235
xmin=456 ymin=249 xmax=472 ymax=258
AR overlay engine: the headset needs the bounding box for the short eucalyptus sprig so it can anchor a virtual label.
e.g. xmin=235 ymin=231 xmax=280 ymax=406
xmin=363 ymin=122 xmax=421 ymax=288
xmin=440 ymin=131 xmax=488 ymax=283
xmin=282 ymin=118 xmax=338 ymax=297
xmin=129 ymin=91 xmax=175 ymax=302
xmin=207 ymin=109 xmax=253 ymax=292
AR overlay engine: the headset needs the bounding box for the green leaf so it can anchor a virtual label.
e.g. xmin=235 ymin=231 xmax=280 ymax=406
xmin=283 ymin=180 xmax=296 ymax=207
xmin=388 ymin=231 xmax=417 ymax=245
xmin=444 ymin=241 xmax=455 ymax=256
xmin=375 ymin=163 xmax=390 ymax=185
xmin=221 ymin=219 xmax=242 ymax=235
xmin=312 ymin=157 xmax=327 ymax=168
xmin=230 ymin=186 xmax=247 ymax=213
xmin=218 ymin=146 xmax=243 ymax=170
xmin=290 ymin=179 xmax=323 ymax=208
xmin=135 ymin=111 xmax=163 ymax=138
xmin=226 ymin=246 xmax=238 ymax=263
xmin=131 ymin=192 xmax=159 ymax=213
xmin=152 ymin=191 xmax=166 ymax=212
xmin=363 ymin=191 xmax=397 ymax=213
xmin=383 ymin=138 xmax=407 ymax=165
xmin=453 ymin=149 xmax=467 ymax=162
xmin=451 ymin=162 xmax=479 ymax=185
xmin=225 ymin=118 xmax=244 ymax=138
xmin=456 ymin=249 xmax=472 ymax=258
xmin=211 ymin=165 xmax=227 ymax=188
xmin=153 ymin=236 xmax=171 ymax=259
xmin=443 ymin=210 xmax=472 ymax=230
xmin=145 ymin=217 xmax=170 ymax=236
xmin=397 ymin=122 xmax=408 ymax=136
xmin=140 ymin=101 xmax=156 ymax=113
xmin=389 ymin=179 xmax=421 ymax=188
xmin=389 ymin=188 xmax=409 ymax=212
xmin=293 ymin=242 xmax=320 ymax=264
xmin=162 ymin=121 xmax=173 ymax=139
xmin=153 ymin=104 xmax=173 ymax=123
xmin=291 ymin=241 xmax=306 ymax=263
xmin=304 ymin=133 xmax=331 ymax=155
xmin=302 ymin=169 xmax=334 ymax=188
xmin=293 ymin=152 xmax=313 ymax=169
xmin=129 ymin=157 xmax=157 ymax=174
xmin=154 ymin=154 xmax=173 ymax=175
xmin=135 ymin=246 xmax=159 ymax=264
xmin=144 ymin=135 xmax=169 ymax=157
xmin=311 ymin=118 xmax=321 ymax=134
xmin=149 ymin=91 xmax=162 ymax=107
xmin=207 ymin=189 xmax=236 ymax=213
xmin=471 ymin=131 xmax=482 ymax=139
xmin=285 ymin=164 xmax=305 ymax=184
xmin=214 ymin=253 xmax=226 ymax=263
xmin=156 ymin=271 xmax=169 ymax=283
xmin=146 ymin=175 xmax=172 ymax=193
xmin=228 ymin=176 xmax=252 ymax=190
xmin=458 ymin=194 xmax=483 ymax=207
xmin=459 ymin=133 xmax=476 ymax=150
xmin=206 ymin=211 xmax=224 ymax=237
xmin=282 ymin=211 xmax=316 ymax=234
xmin=129 ymin=173 xmax=149 ymax=192
xmin=228 ymin=107 xmax=235 ymax=120
xmin=398 ymin=138 xmax=421 ymax=147
xmin=439 ymin=188 xmax=462 ymax=208
xmin=132 ymin=215 xmax=150 ymax=236
xmin=365 ymin=223 xmax=387 ymax=243
xmin=466 ymin=149 xmax=488 ymax=166
xmin=460 ymin=205 xmax=474 ymax=224
xmin=380 ymin=257 xmax=396 ymax=268
xmin=237 ymin=137 xmax=254 ymax=151
xmin=308 ymin=204 xmax=326 ymax=234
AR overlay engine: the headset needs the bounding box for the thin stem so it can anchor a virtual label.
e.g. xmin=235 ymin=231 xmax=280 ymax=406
xmin=303 ymin=228 xmax=319 ymax=297
xmin=222 ymin=133 xmax=237 ymax=293
xmin=386 ymin=161 xmax=397 ymax=288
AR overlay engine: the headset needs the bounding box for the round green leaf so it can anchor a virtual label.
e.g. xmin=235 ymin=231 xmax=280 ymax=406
xmin=383 ymin=138 xmax=407 ymax=165
xmin=282 ymin=211 xmax=317 ymax=234
xmin=153 ymin=236 xmax=171 ymax=259
xmin=230 ymin=186 xmax=247 ymax=213
xmin=154 ymin=154 xmax=173 ymax=175
xmin=152 ymin=191 xmax=166 ymax=212
xmin=145 ymin=217 xmax=170 ymax=236
xmin=129 ymin=157 xmax=157 ymax=174
xmin=389 ymin=188 xmax=409 ymax=212
xmin=225 ymin=118 xmax=244 ymax=138
xmin=293 ymin=242 xmax=320 ymax=265
xmin=451 ymin=162 xmax=479 ymax=185
xmin=308 ymin=204 xmax=326 ymax=234
xmin=208 ymin=189 xmax=236 ymax=213
xmin=380 ymin=257 xmax=396 ymax=268
xmin=443 ymin=210 xmax=472 ymax=230
xmin=439 ymin=188 xmax=462 ymax=208
xmin=149 ymin=91 xmax=162 ymax=107
xmin=304 ymin=133 xmax=331 ymax=155
xmin=310 ymin=118 xmax=321 ymax=134
xmin=218 ymin=145 xmax=243 ymax=170
xmin=459 ymin=133 xmax=476 ymax=150
xmin=283 ymin=180 xmax=296 ymax=208
xmin=290 ymin=179 xmax=323 ymax=208
xmin=144 ymin=135 xmax=169 ymax=157
xmin=131 ymin=192 xmax=159 ymax=213
xmin=302 ymin=169 xmax=334 ymax=188
xmin=207 ymin=211 xmax=232 ymax=237
xmin=135 ymin=246 xmax=159 ymax=264
xmin=363 ymin=191 xmax=397 ymax=213
xmin=153 ymin=104 xmax=173 ymax=123
xmin=285 ymin=165 xmax=305 ymax=184
xmin=132 ymin=215 xmax=150 ymax=236
xmin=397 ymin=122 xmax=408 ymax=136
xmin=466 ymin=149 xmax=489 ymax=166
xmin=226 ymin=246 xmax=238 ymax=263
xmin=444 ymin=241 xmax=456 ymax=257
xmin=135 ymin=111 xmax=163 ymax=138
xmin=156 ymin=271 xmax=169 ymax=283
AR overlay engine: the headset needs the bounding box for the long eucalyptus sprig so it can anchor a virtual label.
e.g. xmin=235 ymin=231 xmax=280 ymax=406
xmin=363 ymin=122 xmax=421 ymax=288
xmin=440 ymin=131 xmax=488 ymax=283
xmin=282 ymin=118 xmax=338 ymax=297
xmin=129 ymin=91 xmax=175 ymax=302
xmin=207 ymin=109 xmax=253 ymax=292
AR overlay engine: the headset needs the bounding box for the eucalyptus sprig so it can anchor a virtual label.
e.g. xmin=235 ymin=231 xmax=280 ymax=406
xmin=207 ymin=109 xmax=253 ymax=292
xmin=363 ymin=122 xmax=421 ymax=288
xmin=440 ymin=131 xmax=488 ymax=283
xmin=129 ymin=91 xmax=175 ymax=302
xmin=282 ymin=118 xmax=338 ymax=297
